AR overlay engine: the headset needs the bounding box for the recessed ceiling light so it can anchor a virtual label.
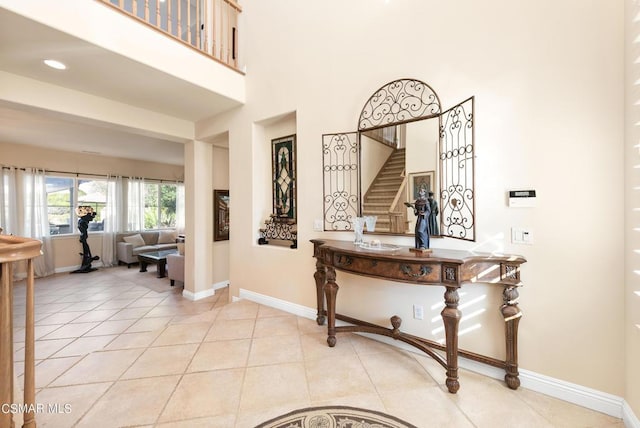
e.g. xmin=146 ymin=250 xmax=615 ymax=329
xmin=43 ymin=59 xmax=67 ymax=70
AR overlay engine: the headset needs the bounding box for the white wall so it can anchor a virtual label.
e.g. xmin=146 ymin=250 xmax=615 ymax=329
xmin=625 ymin=0 xmax=640 ymax=416
xmin=196 ymin=0 xmax=627 ymax=399
xmin=360 ymin=135 xmax=393 ymax=193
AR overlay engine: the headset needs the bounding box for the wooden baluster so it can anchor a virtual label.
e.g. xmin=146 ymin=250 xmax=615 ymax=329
xmin=177 ymin=0 xmax=182 ymax=41
xmin=167 ymin=0 xmax=173 ymax=38
xmin=212 ymin=0 xmax=217 ymax=58
xmin=219 ymin=1 xmax=225 ymax=62
xmin=231 ymin=6 xmax=237 ymax=66
xmin=22 ymin=259 xmax=35 ymax=428
xmin=0 ymin=263 xmax=14 ymax=428
xmin=144 ymin=0 xmax=149 ymax=22
xmin=226 ymin=1 xmax=231 ymax=64
xmin=196 ymin=0 xmax=201 ymax=49
xmin=186 ymin=0 xmax=192 ymax=45
xmin=156 ymin=0 xmax=161 ymax=29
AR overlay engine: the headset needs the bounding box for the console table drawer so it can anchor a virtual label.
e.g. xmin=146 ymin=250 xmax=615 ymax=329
xmin=332 ymin=252 xmax=445 ymax=285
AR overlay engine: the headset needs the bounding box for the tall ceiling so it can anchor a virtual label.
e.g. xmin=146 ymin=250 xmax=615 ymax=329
xmin=0 ymin=7 xmax=240 ymax=166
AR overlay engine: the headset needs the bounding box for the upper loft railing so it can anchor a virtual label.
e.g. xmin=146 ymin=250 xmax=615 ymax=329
xmin=99 ymin=0 xmax=242 ymax=71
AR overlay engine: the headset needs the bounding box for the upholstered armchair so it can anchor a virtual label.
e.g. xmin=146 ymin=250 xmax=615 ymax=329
xmin=166 ymin=253 xmax=184 ymax=286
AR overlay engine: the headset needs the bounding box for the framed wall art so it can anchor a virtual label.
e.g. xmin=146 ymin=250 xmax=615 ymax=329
xmin=409 ymin=171 xmax=435 ymax=200
xmin=271 ymin=134 xmax=297 ymax=220
xmin=214 ymin=189 xmax=229 ymax=241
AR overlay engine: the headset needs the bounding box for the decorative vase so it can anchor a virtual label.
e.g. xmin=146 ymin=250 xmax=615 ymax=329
xmin=364 ymin=215 xmax=377 ymax=232
xmin=353 ymin=217 xmax=365 ymax=245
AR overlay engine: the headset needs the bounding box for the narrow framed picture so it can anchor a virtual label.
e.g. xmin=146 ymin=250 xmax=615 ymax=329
xmin=214 ymin=189 xmax=229 ymax=241
xmin=271 ymin=134 xmax=297 ymax=220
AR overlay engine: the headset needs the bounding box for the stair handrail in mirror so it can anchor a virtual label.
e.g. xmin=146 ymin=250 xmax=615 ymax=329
xmin=387 ymin=171 xmax=408 ymax=234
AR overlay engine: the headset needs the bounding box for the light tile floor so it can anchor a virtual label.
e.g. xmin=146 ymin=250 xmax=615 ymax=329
xmin=7 ymin=267 xmax=625 ymax=427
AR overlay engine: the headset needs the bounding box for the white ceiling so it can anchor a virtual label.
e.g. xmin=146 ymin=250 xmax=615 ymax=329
xmin=0 ymin=7 xmax=239 ymax=165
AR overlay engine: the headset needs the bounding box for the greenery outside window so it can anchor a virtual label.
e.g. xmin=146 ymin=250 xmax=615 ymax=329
xmin=144 ymin=182 xmax=177 ymax=229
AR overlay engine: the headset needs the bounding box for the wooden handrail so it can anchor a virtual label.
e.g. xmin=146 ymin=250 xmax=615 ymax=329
xmin=225 ymin=0 xmax=243 ymax=12
xmin=387 ymin=171 xmax=408 ymax=234
xmin=0 ymin=235 xmax=42 ymax=428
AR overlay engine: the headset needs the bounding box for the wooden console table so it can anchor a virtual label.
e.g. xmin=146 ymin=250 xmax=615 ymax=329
xmin=311 ymin=239 xmax=526 ymax=394
xmin=1 ymin=235 xmax=42 ymax=428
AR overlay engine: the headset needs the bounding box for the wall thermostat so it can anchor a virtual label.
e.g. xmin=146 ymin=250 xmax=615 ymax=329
xmin=508 ymin=190 xmax=536 ymax=207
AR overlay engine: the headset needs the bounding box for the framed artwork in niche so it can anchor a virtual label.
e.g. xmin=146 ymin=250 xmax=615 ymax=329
xmin=271 ymin=135 xmax=297 ymax=220
xmin=214 ymin=189 xmax=229 ymax=241
xmin=409 ymin=171 xmax=435 ymax=200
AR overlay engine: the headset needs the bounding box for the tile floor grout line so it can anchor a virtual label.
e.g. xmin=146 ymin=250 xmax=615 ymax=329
xmin=151 ymin=304 xmax=223 ymax=426
xmin=228 ymin=300 xmax=258 ymax=425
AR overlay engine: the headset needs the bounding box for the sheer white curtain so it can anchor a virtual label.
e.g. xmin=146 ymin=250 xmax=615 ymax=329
xmin=0 ymin=166 xmax=18 ymax=234
xmin=175 ymin=182 xmax=185 ymax=235
xmin=101 ymin=176 xmax=123 ymax=267
xmin=17 ymin=168 xmax=55 ymax=277
xmin=127 ymin=177 xmax=145 ymax=231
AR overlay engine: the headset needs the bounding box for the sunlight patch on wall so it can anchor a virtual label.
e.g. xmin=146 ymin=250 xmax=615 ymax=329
xmin=430 ymin=303 xmax=486 ymax=336
xmin=436 ymin=324 xmax=482 ymax=345
xmin=469 ymin=232 xmax=504 ymax=253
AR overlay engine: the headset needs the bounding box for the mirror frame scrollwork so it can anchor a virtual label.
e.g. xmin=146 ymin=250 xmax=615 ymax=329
xmin=322 ymin=78 xmax=475 ymax=242
xmin=357 ymin=78 xmax=442 ymax=132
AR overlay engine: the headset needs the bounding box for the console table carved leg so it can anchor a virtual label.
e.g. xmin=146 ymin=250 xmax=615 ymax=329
xmin=324 ymin=267 xmax=338 ymax=347
xmin=313 ymin=260 xmax=327 ymax=325
xmin=442 ymin=286 xmax=461 ymax=393
xmin=502 ymin=285 xmax=522 ymax=390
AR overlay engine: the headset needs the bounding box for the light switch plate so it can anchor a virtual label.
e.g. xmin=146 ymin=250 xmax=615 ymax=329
xmin=313 ymin=219 xmax=324 ymax=231
xmin=511 ymin=228 xmax=533 ymax=245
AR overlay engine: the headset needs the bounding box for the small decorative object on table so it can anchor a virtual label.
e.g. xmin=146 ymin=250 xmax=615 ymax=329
xmin=404 ymin=188 xmax=432 ymax=254
xmin=71 ymin=206 xmax=100 ymax=273
xmin=352 ymin=217 xmax=365 ymax=245
xmin=364 ymin=215 xmax=377 ymax=233
xmin=258 ymin=215 xmax=297 ymax=248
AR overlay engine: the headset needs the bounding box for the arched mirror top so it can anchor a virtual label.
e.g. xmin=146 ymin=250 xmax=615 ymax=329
xmin=358 ymin=78 xmax=442 ymax=132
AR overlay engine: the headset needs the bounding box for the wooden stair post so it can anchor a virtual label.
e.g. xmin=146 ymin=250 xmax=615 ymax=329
xmin=1 ymin=235 xmax=42 ymax=428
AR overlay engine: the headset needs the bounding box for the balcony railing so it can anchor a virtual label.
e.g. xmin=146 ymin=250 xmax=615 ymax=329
xmin=99 ymin=0 xmax=242 ymax=71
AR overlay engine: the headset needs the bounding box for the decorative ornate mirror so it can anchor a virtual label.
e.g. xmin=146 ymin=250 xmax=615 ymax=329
xmin=323 ymin=78 xmax=475 ymax=241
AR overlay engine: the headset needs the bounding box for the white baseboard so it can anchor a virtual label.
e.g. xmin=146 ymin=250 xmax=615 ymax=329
xmin=213 ymin=280 xmax=229 ymax=291
xmin=237 ymin=287 xmax=639 ymax=424
xmin=239 ymin=288 xmax=317 ymax=319
xmin=625 ymin=401 xmax=640 ymax=428
xmin=183 ymin=280 xmax=229 ymax=301
xmin=182 ymin=287 xmax=215 ymax=301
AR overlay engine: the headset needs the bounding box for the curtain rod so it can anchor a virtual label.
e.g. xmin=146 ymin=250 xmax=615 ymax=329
xmin=1 ymin=166 xmax=182 ymax=183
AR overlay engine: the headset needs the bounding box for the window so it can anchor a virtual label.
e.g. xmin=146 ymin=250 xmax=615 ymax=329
xmin=45 ymin=175 xmax=180 ymax=234
xmin=46 ymin=176 xmax=107 ymax=234
xmin=78 ymin=179 xmax=107 ymax=231
xmin=46 ymin=177 xmax=74 ymax=235
xmin=144 ymin=182 xmax=177 ymax=229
